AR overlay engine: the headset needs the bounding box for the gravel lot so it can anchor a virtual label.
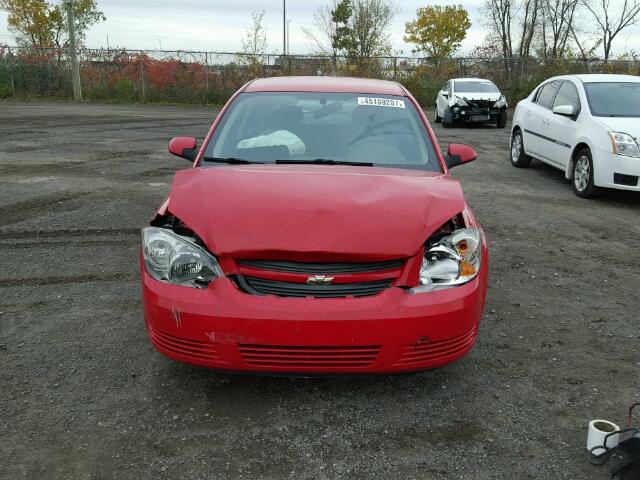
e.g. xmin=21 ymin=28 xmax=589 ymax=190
xmin=1 ymin=102 xmax=639 ymax=479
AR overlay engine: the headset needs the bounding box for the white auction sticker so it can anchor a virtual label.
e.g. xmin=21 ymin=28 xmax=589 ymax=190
xmin=357 ymin=97 xmax=405 ymax=108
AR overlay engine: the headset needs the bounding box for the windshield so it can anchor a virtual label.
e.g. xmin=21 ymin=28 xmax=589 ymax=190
xmin=203 ymin=92 xmax=441 ymax=171
xmin=454 ymin=81 xmax=498 ymax=93
xmin=584 ymin=82 xmax=640 ymax=117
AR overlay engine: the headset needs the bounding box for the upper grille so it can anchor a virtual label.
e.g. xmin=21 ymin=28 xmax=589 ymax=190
xmin=236 ymin=276 xmax=391 ymax=298
xmin=238 ymin=343 xmax=381 ymax=368
xmin=237 ymin=259 xmax=403 ymax=274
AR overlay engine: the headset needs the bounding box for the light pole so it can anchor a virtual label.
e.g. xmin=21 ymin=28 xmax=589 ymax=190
xmin=287 ymin=19 xmax=292 ymax=55
xmin=283 ymin=0 xmax=286 ymax=56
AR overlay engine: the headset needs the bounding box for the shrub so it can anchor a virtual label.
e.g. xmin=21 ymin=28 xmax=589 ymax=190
xmin=0 ymin=81 xmax=12 ymax=98
xmin=112 ymin=77 xmax=137 ymax=101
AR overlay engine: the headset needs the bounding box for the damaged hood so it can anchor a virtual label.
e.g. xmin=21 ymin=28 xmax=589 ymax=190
xmin=455 ymin=92 xmax=502 ymax=103
xmin=167 ymin=165 xmax=465 ymax=259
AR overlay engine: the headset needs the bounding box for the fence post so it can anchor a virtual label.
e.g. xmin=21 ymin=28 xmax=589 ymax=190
xmin=140 ymin=57 xmax=146 ymax=101
xmin=64 ymin=0 xmax=82 ymax=101
xmin=9 ymin=47 xmax=16 ymax=96
xmin=205 ymin=52 xmax=209 ymax=96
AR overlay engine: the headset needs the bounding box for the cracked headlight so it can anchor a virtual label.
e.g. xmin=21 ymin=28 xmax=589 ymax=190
xmin=493 ymin=96 xmax=507 ymax=108
xmin=609 ymin=132 xmax=640 ymax=158
xmin=142 ymin=226 xmax=222 ymax=288
xmin=412 ymin=228 xmax=482 ymax=293
xmin=453 ymin=96 xmax=468 ymax=107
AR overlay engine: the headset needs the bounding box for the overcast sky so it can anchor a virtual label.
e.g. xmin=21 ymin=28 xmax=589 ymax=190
xmin=1 ymin=0 xmax=639 ymax=56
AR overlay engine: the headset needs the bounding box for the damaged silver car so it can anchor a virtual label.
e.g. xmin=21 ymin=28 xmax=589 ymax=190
xmin=435 ymin=78 xmax=508 ymax=128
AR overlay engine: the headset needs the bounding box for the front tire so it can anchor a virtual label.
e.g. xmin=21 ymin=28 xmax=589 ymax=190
xmin=434 ymin=106 xmax=441 ymax=123
xmin=510 ymin=129 xmax=532 ymax=168
xmin=497 ymin=109 xmax=507 ymax=128
xmin=442 ymin=107 xmax=454 ymax=128
xmin=572 ymin=149 xmax=599 ymax=198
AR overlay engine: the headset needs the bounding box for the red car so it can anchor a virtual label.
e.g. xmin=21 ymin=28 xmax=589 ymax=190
xmin=141 ymin=76 xmax=488 ymax=374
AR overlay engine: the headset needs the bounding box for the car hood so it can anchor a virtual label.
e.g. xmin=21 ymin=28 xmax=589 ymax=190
xmin=456 ymin=92 xmax=502 ymax=102
xmin=593 ymin=117 xmax=640 ymax=138
xmin=166 ymin=165 xmax=465 ymax=260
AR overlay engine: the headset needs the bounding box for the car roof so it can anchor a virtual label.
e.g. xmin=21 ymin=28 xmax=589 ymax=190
xmin=549 ymin=74 xmax=640 ymax=83
xmin=244 ymin=76 xmax=406 ymax=96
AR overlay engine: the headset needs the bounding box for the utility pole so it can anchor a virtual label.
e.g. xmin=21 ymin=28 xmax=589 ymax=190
xmin=287 ymin=19 xmax=292 ymax=55
xmin=283 ymin=0 xmax=286 ymax=56
xmin=64 ymin=0 xmax=82 ymax=101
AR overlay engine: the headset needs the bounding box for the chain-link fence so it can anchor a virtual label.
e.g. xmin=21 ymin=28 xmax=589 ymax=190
xmin=1 ymin=45 xmax=640 ymax=106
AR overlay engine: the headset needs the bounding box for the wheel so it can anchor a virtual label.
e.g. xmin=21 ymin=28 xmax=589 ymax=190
xmin=510 ymin=129 xmax=532 ymax=168
xmin=497 ymin=109 xmax=507 ymax=128
xmin=572 ymin=149 xmax=599 ymax=198
xmin=434 ymin=106 xmax=441 ymax=123
xmin=442 ymin=107 xmax=454 ymax=128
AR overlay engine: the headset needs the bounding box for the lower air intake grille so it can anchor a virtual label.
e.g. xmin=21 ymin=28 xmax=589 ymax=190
xmin=147 ymin=324 xmax=224 ymax=363
xmin=468 ymin=99 xmax=495 ymax=108
xmin=237 ymin=276 xmax=391 ymax=298
xmin=238 ymin=344 xmax=381 ymax=368
xmin=392 ymin=327 xmax=477 ymax=368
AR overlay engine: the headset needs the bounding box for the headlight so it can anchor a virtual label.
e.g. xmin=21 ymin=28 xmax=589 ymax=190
xmin=609 ymin=132 xmax=640 ymax=158
xmin=493 ymin=96 xmax=507 ymax=108
xmin=412 ymin=228 xmax=481 ymax=293
xmin=142 ymin=226 xmax=222 ymax=288
xmin=453 ymin=96 xmax=468 ymax=107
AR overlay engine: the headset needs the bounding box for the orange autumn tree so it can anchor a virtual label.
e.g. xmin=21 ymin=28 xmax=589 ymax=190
xmin=0 ymin=0 xmax=105 ymax=48
xmin=404 ymin=5 xmax=471 ymax=60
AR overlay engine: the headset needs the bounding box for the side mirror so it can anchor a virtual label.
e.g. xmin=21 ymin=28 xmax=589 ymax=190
xmin=169 ymin=136 xmax=198 ymax=161
xmin=552 ymin=104 xmax=575 ymax=118
xmin=445 ymin=143 xmax=477 ymax=169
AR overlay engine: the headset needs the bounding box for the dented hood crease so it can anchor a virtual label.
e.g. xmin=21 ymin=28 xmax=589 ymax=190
xmin=166 ymin=165 xmax=465 ymax=259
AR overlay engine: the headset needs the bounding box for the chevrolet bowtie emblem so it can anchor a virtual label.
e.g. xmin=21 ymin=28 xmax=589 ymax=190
xmin=306 ymin=275 xmax=335 ymax=285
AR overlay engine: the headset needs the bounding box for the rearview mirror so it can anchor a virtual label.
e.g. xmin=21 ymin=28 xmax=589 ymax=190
xmin=552 ymin=104 xmax=575 ymax=118
xmin=442 ymin=92 xmax=449 ymax=98
xmin=169 ymin=136 xmax=198 ymax=161
xmin=445 ymin=143 xmax=477 ymax=169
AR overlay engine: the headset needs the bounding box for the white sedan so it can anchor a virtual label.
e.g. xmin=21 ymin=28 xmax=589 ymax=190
xmin=510 ymin=74 xmax=640 ymax=197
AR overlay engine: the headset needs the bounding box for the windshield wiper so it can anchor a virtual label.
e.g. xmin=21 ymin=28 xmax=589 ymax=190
xmin=275 ymin=158 xmax=373 ymax=166
xmin=200 ymin=157 xmax=264 ymax=164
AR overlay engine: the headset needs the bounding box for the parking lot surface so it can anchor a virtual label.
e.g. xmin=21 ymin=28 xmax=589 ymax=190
xmin=1 ymin=102 xmax=639 ymax=479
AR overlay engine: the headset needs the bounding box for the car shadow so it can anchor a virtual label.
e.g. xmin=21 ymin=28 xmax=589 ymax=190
xmin=529 ymin=160 xmax=640 ymax=207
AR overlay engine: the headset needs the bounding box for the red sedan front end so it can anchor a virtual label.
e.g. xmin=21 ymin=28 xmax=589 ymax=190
xmin=141 ymin=77 xmax=488 ymax=374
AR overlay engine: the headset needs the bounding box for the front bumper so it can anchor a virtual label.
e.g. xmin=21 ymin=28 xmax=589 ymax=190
xmin=594 ymin=150 xmax=640 ymax=191
xmin=452 ymin=106 xmax=504 ymax=122
xmin=141 ymin=261 xmax=487 ymax=374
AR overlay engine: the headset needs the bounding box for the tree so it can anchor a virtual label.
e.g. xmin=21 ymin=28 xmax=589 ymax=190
xmin=582 ymin=0 xmax=640 ymax=62
xmin=349 ymin=0 xmax=397 ymax=58
xmin=303 ymin=2 xmax=338 ymax=56
xmin=517 ymin=0 xmax=540 ymax=58
xmin=0 ymin=0 xmax=105 ymax=48
xmin=404 ymin=5 xmax=471 ymax=59
xmin=240 ymin=10 xmax=267 ymax=62
xmin=482 ymin=0 xmax=514 ymax=76
xmin=331 ymin=0 xmax=357 ymax=55
xmin=303 ymin=0 xmax=396 ymax=59
xmin=540 ymin=0 xmax=579 ymax=58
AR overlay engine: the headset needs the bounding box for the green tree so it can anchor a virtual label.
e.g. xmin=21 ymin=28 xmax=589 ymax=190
xmin=331 ymin=0 xmax=357 ymax=54
xmin=404 ymin=5 xmax=471 ymax=59
xmin=0 ymin=0 xmax=105 ymax=48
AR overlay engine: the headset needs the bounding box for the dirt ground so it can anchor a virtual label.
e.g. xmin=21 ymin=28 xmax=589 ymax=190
xmin=1 ymin=102 xmax=639 ymax=480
